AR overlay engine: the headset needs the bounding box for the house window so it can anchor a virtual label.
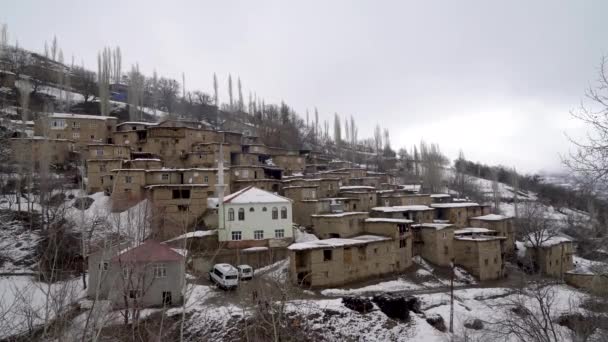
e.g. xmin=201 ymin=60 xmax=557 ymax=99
xmin=72 ymin=132 xmax=80 ymax=139
xmin=96 ymin=149 xmax=104 ymax=156
xmin=232 ymin=231 xmax=242 ymax=240
xmin=238 ymin=208 xmax=245 ymax=220
xmin=275 ymin=229 xmax=284 ymax=238
xmin=99 ymin=262 xmax=109 ymax=271
xmin=72 ymin=121 xmax=80 ymax=128
xmin=204 ymin=176 xmax=209 ymax=183
xmin=129 ymin=290 xmax=140 ymax=299
xmin=262 ymin=207 xmax=267 ymax=212
xmin=494 ymin=257 xmax=498 ymax=264
xmin=153 ymin=264 xmax=167 ymax=278
xmin=399 ymin=239 xmax=407 ymax=248
xmin=444 ymin=246 xmax=449 ymax=255
xmin=228 ymin=208 xmax=235 ymax=221
xmin=177 ymin=205 xmax=189 ymax=212
xmin=161 ymin=173 xmax=169 ymax=181
xmin=242 ymin=169 xmax=249 ymax=178
xmin=99 ymin=164 xmax=106 ymax=172
xmin=442 ymin=232 xmax=447 ymax=239
xmin=125 ymin=176 xmax=133 ymax=183
xmin=254 ymin=230 xmax=264 ymax=239
xmin=90 ymin=135 xmax=95 ymax=139
xmin=272 ymin=207 xmax=278 ymax=220
xmin=323 ymin=250 xmax=332 ymax=261
xmin=90 ymin=122 xmax=97 ymax=128
xmin=172 ymin=189 xmax=191 ymax=199
xmin=281 ymin=207 xmax=287 ymax=219
xmin=249 ymin=207 xmax=255 ymax=212
xmin=484 ymin=259 xmax=489 ymax=266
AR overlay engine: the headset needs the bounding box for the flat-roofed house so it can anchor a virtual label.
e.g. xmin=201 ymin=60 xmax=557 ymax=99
xmin=35 ymin=113 xmax=118 ymax=147
xmin=411 ymin=223 xmax=456 ymax=266
xmin=339 ymin=186 xmax=378 ymax=212
xmin=146 ymin=184 xmax=210 ymax=240
xmin=10 ymin=137 xmax=74 ymax=168
xmin=311 ymin=212 xmax=369 ymax=239
xmin=524 ymin=234 xmax=574 ymax=278
xmin=469 ymin=214 xmax=516 ymax=254
xmin=110 ymin=169 xmax=147 ymax=210
xmin=370 ymin=205 xmax=435 ymax=224
xmin=431 ymin=202 xmax=483 ymax=227
xmin=218 ymin=186 xmax=294 ymax=249
xmin=378 ymin=194 xmax=432 ymax=207
xmin=87 ymin=240 xmax=185 ymax=307
xmin=364 ymin=218 xmax=414 ymax=270
xmin=453 ymin=228 xmax=506 ymax=281
xmin=289 ymin=235 xmax=397 ymax=288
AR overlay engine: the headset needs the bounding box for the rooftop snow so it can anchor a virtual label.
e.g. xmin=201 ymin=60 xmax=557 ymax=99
xmin=116 ymin=121 xmax=157 ymax=126
xmin=412 ymin=223 xmax=454 ymax=230
xmin=454 ymin=235 xmax=506 ymax=242
xmin=164 ymin=230 xmax=217 ymax=242
xmin=431 ymin=202 xmax=480 ymax=208
xmin=372 ymin=205 xmax=434 ymax=212
xmin=340 ymin=186 xmax=375 ymax=191
xmin=430 ymin=194 xmax=451 ymax=198
xmin=471 ymin=214 xmax=511 ymax=221
xmin=288 ymin=235 xmax=391 ymax=250
xmin=242 ymin=246 xmax=269 ymax=252
xmin=365 ymin=218 xmax=413 ymax=224
xmin=49 ymin=113 xmax=117 ymax=120
xmin=145 ymin=184 xmax=208 ymax=189
xmin=524 ymin=234 xmax=573 ymax=248
xmin=223 ymin=186 xmax=290 ymax=204
xmin=311 ymin=212 xmax=369 ymax=218
xmin=454 ymin=227 xmax=496 ymax=235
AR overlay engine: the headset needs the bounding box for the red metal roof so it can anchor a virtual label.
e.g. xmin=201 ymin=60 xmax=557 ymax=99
xmin=112 ymin=240 xmax=184 ymax=263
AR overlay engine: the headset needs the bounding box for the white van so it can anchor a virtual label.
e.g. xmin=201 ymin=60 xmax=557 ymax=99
xmin=237 ymin=265 xmax=253 ymax=280
xmin=209 ymin=263 xmax=239 ymax=290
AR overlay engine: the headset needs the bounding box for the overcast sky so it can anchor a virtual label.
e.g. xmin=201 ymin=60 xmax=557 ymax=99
xmin=3 ymin=0 xmax=607 ymax=173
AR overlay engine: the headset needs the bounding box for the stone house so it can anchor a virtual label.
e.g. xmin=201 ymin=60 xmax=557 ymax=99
xmin=115 ymin=121 xmax=157 ymax=132
xmin=146 ymin=184 xmax=210 ymax=240
xmin=10 ymin=137 xmax=74 ymax=168
xmin=87 ymin=240 xmax=185 ymax=307
xmin=310 ymin=212 xmax=369 ymax=239
xmin=272 ymin=154 xmax=305 ymax=175
xmin=87 ymin=159 xmax=124 ymax=193
xmin=430 ymin=194 xmax=452 ymax=203
xmin=411 ymin=223 xmax=456 ymax=266
xmin=469 ymin=214 xmax=515 ymax=255
xmin=453 ymin=228 xmax=506 ymax=281
xmin=108 ymin=169 xmax=147 ymax=210
xmin=370 ymin=205 xmax=435 ymax=224
xmin=288 ymin=235 xmax=397 ymax=288
xmin=431 ymin=202 xmax=483 ymax=227
xmin=218 ymin=186 xmax=294 ymax=249
xmin=86 ymin=144 xmax=131 ymax=160
xmin=339 ymin=189 xmax=378 ymax=212
xmin=524 ymin=235 xmax=574 ymax=278
xmin=122 ymin=158 xmax=163 ymax=170
xmin=378 ymin=193 xmax=432 ymax=207
xmin=364 ymin=218 xmax=414 ymax=270
xmin=35 ymin=113 xmax=118 ymax=148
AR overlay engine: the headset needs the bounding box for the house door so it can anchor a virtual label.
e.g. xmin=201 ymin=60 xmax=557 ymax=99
xmin=162 ymin=291 xmax=172 ymax=306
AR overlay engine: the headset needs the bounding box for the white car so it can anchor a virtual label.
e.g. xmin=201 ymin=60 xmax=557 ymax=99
xmin=237 ymin=265 xmax=253 ymax=280
xmin=209 ymin=263 xmax=239 ymax=290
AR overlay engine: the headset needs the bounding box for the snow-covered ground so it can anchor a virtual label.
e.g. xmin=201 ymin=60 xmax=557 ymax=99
xmin=0 ymin=275 xmax=84 ymax=339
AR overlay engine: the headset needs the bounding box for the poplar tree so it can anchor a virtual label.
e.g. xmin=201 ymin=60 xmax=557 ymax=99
xmin=228 ymin=74 xmax=233 ymax=111
xmin=333 ymin=113 xmax=341 ymax=147
xmin=237 ymin=77 xmax=244 ymax=112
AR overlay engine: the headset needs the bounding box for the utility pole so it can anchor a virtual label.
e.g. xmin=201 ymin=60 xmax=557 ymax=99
xmin=449 ymin=259 xmax=454 ymax=335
